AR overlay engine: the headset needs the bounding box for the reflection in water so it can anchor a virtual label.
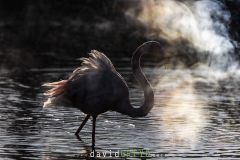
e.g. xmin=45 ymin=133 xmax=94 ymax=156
xmin=0 ymin=58 xmax=240 ymax=159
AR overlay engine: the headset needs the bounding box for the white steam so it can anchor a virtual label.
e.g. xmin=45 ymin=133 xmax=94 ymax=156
xmin=126 ymin=0 xmax=237 ymax=71
xmin=126 ymin=0 xmax=239 ymax=147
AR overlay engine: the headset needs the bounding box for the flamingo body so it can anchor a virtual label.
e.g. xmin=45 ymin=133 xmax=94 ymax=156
xmin=43 ymin=41 xmax=162 ymax=152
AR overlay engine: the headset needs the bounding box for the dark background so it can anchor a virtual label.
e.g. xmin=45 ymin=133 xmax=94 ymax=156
xmin=0 ymin=0 xmax=239 ymax=70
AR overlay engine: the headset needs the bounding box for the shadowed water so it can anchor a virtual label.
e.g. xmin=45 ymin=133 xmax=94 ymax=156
xmin=0 ymin=57 xmax=239 ymax=159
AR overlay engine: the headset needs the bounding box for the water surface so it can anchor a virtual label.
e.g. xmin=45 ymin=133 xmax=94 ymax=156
xmin=0 ymin=57 xmax=239 ymax=159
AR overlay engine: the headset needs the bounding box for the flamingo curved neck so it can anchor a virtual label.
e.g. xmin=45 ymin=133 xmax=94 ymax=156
xmin=123 ymin=41 xmax=162 ymax=117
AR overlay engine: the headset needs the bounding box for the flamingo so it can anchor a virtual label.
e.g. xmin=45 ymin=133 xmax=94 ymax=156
xmin=43 ymin=41 xmax=162 ymax=152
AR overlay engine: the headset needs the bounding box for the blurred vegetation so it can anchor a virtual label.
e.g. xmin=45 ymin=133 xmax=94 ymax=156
xmin=0 ymin=0 xmax=239 ymax=70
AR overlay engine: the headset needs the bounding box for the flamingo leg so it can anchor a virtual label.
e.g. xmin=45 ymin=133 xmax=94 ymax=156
xmin=92 ymin=116 xmax=96 ymax=153
xmin=75 ymin=115 xmax=90 ymax=136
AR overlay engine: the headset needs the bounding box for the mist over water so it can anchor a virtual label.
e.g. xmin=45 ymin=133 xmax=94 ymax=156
xmin=0 ymin=1 xmax=239 ymax=159
xmin=126 ymin=0 xmax=238 ymax=71
xmin=124 ymin=0 xmax=240 ymax=91
xmin=125 ymin=0 xmax=240 ymax=146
